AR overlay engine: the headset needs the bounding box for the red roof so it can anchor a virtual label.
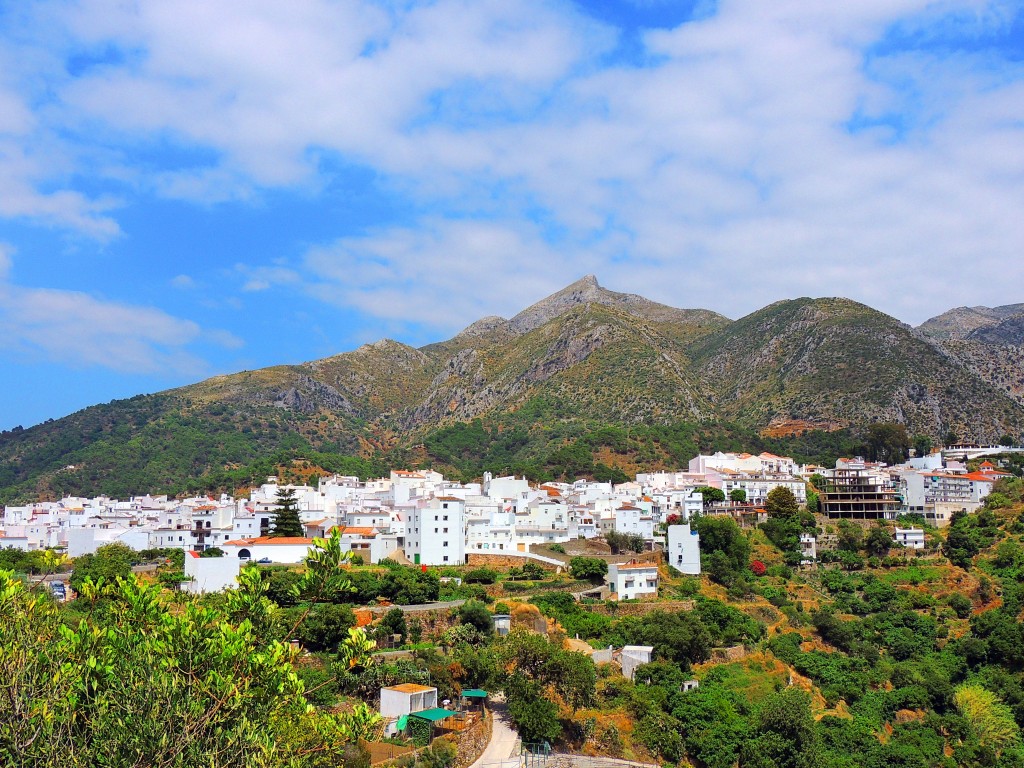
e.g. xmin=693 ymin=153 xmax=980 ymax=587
xmin=223 ymin=536 xmax=314 ymax=546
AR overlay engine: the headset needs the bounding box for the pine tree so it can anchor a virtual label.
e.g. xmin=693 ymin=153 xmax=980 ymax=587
xmin=270 ymin=485 xmax=304 ymax=538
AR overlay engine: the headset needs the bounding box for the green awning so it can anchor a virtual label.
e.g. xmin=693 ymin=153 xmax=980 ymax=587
xmin=396 ymin=715 xmax=409 ymax=731
xmin=410 ymin=708 xmax=454 ymax=722
xmin=462 ymin=689 xmax=488 ymax=698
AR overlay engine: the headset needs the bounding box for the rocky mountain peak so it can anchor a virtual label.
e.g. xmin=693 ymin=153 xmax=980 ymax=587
xmin=507 ymin=275 xmax=727 ymax=335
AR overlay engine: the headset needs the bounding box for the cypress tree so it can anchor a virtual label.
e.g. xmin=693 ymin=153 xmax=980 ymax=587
xmin=270 ymin=485 xmax=304 ymax=538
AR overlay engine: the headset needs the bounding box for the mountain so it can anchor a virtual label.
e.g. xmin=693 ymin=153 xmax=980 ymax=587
xmin=2 ymin=279 xmax=1023 ymax=501
xmin=916 ymin=304 xmax=1024 ymax=410
xmin=691 ymin=297 xmax=1024 ymax=438
xmin=917 ymin=303 xmax=1024 ymax=341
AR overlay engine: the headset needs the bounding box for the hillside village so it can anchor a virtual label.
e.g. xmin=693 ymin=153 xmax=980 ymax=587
xmin=2 ymin=445 xmax=1017 ymax=584
xmin=5 ymin=442 xmax=1024 ymax=768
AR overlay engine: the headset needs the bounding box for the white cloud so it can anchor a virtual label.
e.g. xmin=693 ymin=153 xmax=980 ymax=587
xmin=170 ymin=274 xmax=195 ymax=289
xmin=302 ymin=219 xmax=578 ymax=330
xmin=0 ymin=244 xmax=11 ymax=280
xmin=2 ymin=0 xmax=1024 ymax=325
xmin=0 ymin=256 xmax=240 ymax=374
xmin=0 ymin=45 xmax=121 ymax=238
xmin=237 ymin=264 xmax=302 ymax=293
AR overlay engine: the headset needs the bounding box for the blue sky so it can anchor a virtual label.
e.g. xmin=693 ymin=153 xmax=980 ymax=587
xmin=1 ymin=0 xmax=1023 ymax=430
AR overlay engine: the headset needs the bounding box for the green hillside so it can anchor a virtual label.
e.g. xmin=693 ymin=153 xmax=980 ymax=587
xmin=2 ymin=280 xmax=1023 ymax=502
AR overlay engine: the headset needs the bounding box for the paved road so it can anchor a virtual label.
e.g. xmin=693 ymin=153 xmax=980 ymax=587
xmin=366 ymin=599 xmax=467 ymax=613
xmin=469 ymin=698 xmax=520 ymax=768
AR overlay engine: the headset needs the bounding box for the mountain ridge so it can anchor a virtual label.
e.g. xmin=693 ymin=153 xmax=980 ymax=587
xmin=2 ymin=278 xmax=1023 ymax=501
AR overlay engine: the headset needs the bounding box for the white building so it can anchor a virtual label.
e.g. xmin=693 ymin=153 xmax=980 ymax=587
xmin=182 ymin=551 xmax=241 ymax=593
xmin=613 ymin=504 xmax=655 ymax=540
xmin=380 ymin=683 xmax=439 ymax=736
xmin=893 ymin=527 xmax=926 ymax=550
xmin=666 ymin=523 xmax=701 ymax=574
xmin=606 ymin=562 xmax=659 ymax=600
xmin=799 ymin=532 xmax=817 ymax=562
xmin=405 ymin=497 xmax=466 ymax=565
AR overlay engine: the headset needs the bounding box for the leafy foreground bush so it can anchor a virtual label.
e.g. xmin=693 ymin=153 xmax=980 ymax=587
xmin=0 ymin=532 xmax=379 ymax=768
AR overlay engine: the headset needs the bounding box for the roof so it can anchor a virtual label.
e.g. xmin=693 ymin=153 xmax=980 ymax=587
xmin=222 ymin=536 xmax=314 ymax=546
xmin=335 ymin=526 xmax=378 ymax=537
xmin=610 ymin=561 xmax=659 ymax=569
xmin=386 ymin=683 xmax=436 ymax=694
xmin=461 ymin=689 xmax=488 ymax=698
xmin=410 ymin=708 xmax=454 ymax=722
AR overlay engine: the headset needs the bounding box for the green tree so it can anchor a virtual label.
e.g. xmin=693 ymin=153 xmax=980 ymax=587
xmin=954 ymin=684 xmax=1022 ymax=758
xmin=0 ymin=535 xmax=376 ymax=768
xmin=864 ymin=524 xmax=894 ymax=556
xmin=865 ymin=422 xmax=911 ymax=464
xmin=729 ymin=488 xmax=747 ymax=503
xmin=741 ymin=688 xmax=819 ymax=768
xmin=836 ymin=520 xmax=863 ymax=553
xmin=913 ymin=434 xmax=933 ymax=457
xmin=271 ymin=485 xmax=304 ymax=538
xmin=766 ymin=486 xmax=800 ymax=521
xmin=696 ymin=486 xmax=726 ymax=505
xmin=69 ymin=542 xmax=135 ymax=592
xmin=458 ymin=600 xmax=494 ymax=635
xmin=695 ymin=515 xmax=750 ymax=586
xmin=379 ymin=607 xmax=407 ymax=642
xmin=507 ymin=679 xmax=561 ymax=744
xmin=292 ymin=603 xmax=356 ymax=652
xmin=569 ymin=556 xmax=608 ymax=581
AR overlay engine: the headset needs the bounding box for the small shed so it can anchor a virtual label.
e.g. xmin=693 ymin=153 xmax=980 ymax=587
xmin=620 ymin=645 xmax=654 ymax=681
xmin=492 ymin=614 xmax=511 ymax=636
xmin=380 ymin=683 xmax=438 ymax=735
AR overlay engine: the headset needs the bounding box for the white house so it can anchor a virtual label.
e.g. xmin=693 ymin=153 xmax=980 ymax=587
xmin=666 ymin=523 xmax=701 ymax=575
xmin=799 ymin=532 xmax=818 ymax=562
xmin=607 ymin=562 xmax=659 ymax=600
xmin=405 ymin=497 xmax=466 ymax=565
xmin=893 ymin=527 xmax=926 ymax=550
xmin=182 ymin=551 xmax=241 ymax=593
xmin=613 ymin=504 xmax=655 ymax=540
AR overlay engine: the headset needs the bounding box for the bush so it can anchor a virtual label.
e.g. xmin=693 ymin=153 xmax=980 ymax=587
xmin=948 ymin=592 xmax=973 ymax=619
xmin=458 ymin=600 xmax=494 ymax=635
xmin=750 ymin=560 xmax=767 ymax=577
xmin=569 ymin=557 xmax=608 ymax=581
xmin=464 ymin=567 xmax=499 ymax=584
xmin=420 ymin=740 xmax=457 ymax=768
xmin=549 ymin=544 xmax=566 ymax=554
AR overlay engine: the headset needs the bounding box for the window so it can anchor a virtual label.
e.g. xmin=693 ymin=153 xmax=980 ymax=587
xmin=443 ymin=541 xmax=449 ymax=547
xmin=434 ymin=528 xmax=438 ymax=533
xmin=443 ymin=556 xmax=449 ymax=562
xmin=443 ymin=527 xmax=448 ymax=533
xmin=443 ymin=515 xmax=449 ymax=521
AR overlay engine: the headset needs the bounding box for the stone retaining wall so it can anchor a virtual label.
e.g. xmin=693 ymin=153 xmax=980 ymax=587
xmin=580 ymin=599 xmax=695 ymax=617
xmin=466 ymin=554 xmax=562 ymax=570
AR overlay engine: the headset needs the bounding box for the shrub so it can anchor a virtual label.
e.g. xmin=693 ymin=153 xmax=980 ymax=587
xmin=947 ymin=592 xmax=973 ymax=619
xmin=750 ymin=560 xmax=767 ymax=577
xmin=569 ymin=557 xmax=608 ymax=581
xmin=464 ymin=567 xmax=499 ymax=584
